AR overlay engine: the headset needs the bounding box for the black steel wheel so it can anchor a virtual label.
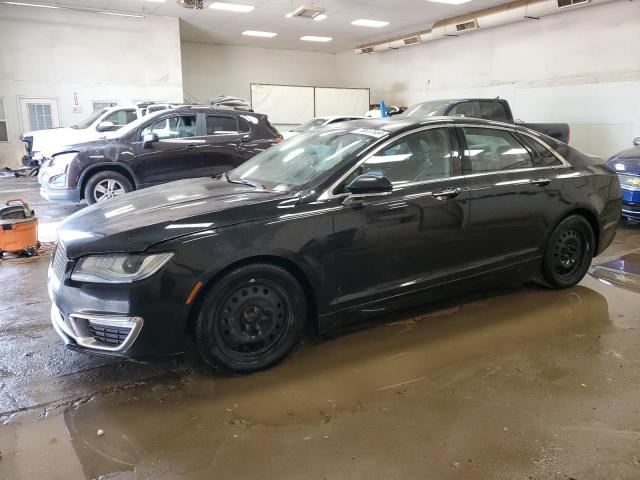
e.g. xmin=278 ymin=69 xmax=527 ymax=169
xmin=541 ymin=214 xmax=595 ymax=289
xmin=194 ymin=263 xmax=307 ymax=374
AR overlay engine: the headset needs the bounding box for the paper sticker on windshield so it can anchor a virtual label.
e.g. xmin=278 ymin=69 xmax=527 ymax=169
xmin=352 ymin=128 xmax=388 ymax=139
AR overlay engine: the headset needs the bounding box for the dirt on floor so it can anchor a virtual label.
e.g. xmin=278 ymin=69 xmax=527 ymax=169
xmin=1 ymin=176 xmax=639 ymax=480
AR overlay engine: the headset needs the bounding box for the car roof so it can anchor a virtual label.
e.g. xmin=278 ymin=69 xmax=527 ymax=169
xmin=322 ymin=115 xmax=365 ymax=121
xmin=331 ymin=116 xmax=519 ymax=133
xmin=164 ymin=106 xmax=263 ymax=116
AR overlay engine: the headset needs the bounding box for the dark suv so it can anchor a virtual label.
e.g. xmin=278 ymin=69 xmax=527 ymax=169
xmin=38 ymin=106 xmax=282 ymax=204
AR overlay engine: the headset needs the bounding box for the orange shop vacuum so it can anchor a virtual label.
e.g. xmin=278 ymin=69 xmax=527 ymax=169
xmin=0 ymin=199 xmax=40 ymax=257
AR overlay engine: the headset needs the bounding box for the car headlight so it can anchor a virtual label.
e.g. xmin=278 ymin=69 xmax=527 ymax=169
xmin=618 ymin=174 xmax=640 ymax=192
xmin=71 ymin=253 xmax=174 ymax=283
xmin=48 ymin=152 xmax=77 ymax=176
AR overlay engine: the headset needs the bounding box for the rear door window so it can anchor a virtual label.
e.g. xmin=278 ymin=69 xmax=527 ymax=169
xmin=206 ymin=115 xmax=238 ymax=135
xmin=462 ymin=127 xmax=533 ymax=173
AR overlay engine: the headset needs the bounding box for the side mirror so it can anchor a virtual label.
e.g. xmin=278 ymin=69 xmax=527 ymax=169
xmin=96 ymin=121 xmax=115 ymax=132
xmin=633 ymin=137 xmax=640 ymax=147
xmin=142 ymin=132 xmax=159 ymax=148
xmin=343 ymin=174 xmax=392 ymax=206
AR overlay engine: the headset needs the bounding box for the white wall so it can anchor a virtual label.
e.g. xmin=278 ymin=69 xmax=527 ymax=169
xmin=0 ymin=5 xmax=184 ymax=168
xmin=181 ymin=42 xmax=338 ymax=129
xmin=335 ymin=1 xmax=640 ymax=158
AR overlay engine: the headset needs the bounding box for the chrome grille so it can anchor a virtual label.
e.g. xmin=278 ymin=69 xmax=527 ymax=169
xmin=52 ymin=243 xmax=67 ymax=279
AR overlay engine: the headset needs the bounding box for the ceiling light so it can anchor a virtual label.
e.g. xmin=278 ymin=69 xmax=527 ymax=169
xmin=300 ymin=35 xmax=332 ymax=42
xmin=427 ymin=0 xmax=471 ymax=4
xmin=2 ymin=1 xmax=60 ymax=8
xmin=209 ymin=2 xmax=254 ymax=12
xmin=144 ymin=0 xmax=167 ymax=2
xmin=285 ymin=12 xmax=293 ymax=17
xmin=351 ymin=19 xmax=389 ymax=28
xmin=242 ymin=30 xmax=277 ymax=37
xmin=314 ymin=13 xmax=327 ymax=21
xmin=99 ymin=11 xmax=143 ymax=17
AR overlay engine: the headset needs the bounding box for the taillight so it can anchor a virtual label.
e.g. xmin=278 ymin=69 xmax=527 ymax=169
xmin=274 ymin=136 xmax=284 ymax=144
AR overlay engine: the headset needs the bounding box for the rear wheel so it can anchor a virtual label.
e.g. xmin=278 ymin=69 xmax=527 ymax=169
xmin=194 ymin=263 xmax=307 ymax=374
xmin=540 ymin=215 xmax=595 ymax=289
xmin=84 ymin=171 xmax=132 ymax=205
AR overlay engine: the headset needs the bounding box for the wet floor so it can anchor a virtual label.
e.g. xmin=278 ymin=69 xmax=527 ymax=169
xmin=1 ymin=177 xmax=640 ymax=479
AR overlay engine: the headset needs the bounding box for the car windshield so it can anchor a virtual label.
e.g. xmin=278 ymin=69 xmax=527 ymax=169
xmin=228 ymin=128 xmax=384 ymax=192
xmin=71 ymin=109 xmax=107 ymax=129
xmin=399 ymin=101 xmax=451 ymax=119
xmin=291 ymin=118 xmax=328 ymax=133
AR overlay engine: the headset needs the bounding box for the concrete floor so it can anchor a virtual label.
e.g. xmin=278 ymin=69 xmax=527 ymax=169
xmin=1 ymin=176 xmax=639 ymax=479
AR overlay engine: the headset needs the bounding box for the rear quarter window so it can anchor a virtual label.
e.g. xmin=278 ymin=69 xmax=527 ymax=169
xmin=521 ymin=134 xmax=563 ymax=167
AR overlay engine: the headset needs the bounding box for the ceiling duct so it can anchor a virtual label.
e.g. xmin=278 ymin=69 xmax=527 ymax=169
xmin=176 ymin=0 xmax=203 ymax=9
xmin=290 ymin=4 xmax=326 ymax=19
xmin=455 ymin=19 xmax=479 ymax=33
xmin=355 ymin=0 xmax=616 ymax=54
xmin=558 ymin=0 xmax=590 ymax=8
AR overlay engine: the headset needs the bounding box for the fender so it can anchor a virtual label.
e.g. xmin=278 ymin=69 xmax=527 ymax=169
xmin=78 ymin=162 xmax=142 ymax=193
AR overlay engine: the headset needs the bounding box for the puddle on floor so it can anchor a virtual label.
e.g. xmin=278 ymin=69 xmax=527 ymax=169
xmin=3 ymin=276 xmax=640 ymax=479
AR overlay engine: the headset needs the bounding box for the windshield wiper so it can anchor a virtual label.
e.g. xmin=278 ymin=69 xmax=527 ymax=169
xmin=224 ymin=172 xmax=264 ymax=190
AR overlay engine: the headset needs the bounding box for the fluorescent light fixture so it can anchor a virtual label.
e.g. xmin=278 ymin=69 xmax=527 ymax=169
xmin=300 ymin=35 xmax=332 ymax=42
xmin=285 ymin=12 xmax=293 ymax=17
xmin=2 ymin=1 xmax=144 ymax=16
xmin=427 ymin=0 xmax=471 ymax=4
xmin=242 ymin=30 xmax=277 ymax=37
xmin=209 ymin=2 xmax=254 ymax=12
xmin=2 ymin=1 xmax=60 ymax=8
xmin=314 ymin=13 xmax=327 ymax=21
xmin=99 ymin=11 xmax=143 ymax=17
xmin=351 ymin=18 xmax=389 ymax=27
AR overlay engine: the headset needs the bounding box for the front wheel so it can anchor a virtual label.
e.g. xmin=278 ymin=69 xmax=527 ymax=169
xmin=84 ymin=171 xmax=133 ymax=205
xmin=193 ymin=263 xmax=307 ymax=375
xmin=540 ymin=214 xmax=595 ymax=289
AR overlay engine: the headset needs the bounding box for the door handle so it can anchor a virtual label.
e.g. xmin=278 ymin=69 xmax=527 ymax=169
xmin=431 ymin=187 xmax=461 ymax=200
xmin=185 ymin=144 xmax=196 ymax=151
xmin=530 ymin=177 xmax=551 ymax=186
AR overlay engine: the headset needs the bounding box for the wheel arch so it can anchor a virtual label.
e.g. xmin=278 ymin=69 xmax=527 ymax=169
xmin=79 ymin=163 xmax=138 ymax=200
xmin=185 ymin=254 xmax=319 ymax=336
xmin=549 ymin=206 xmax=601 ymax=255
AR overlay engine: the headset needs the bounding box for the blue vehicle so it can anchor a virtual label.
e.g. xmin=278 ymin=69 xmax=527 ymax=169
xmin=608 ymin=137 xmax=640 ymax=221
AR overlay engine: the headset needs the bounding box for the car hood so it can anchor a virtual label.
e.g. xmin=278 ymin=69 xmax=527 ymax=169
xmin=608 ymin=146 xmax=640 ymax=174
xmin=25 ymin=128 xmax=122 ymax=158
xmin=57 ymin=177 xmax=299 ymax=258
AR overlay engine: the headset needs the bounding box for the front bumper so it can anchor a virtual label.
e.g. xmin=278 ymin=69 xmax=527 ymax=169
xmin=621 ymin=189 xmax=640 ymax=219
xmin=51 ymin=304 xmax=144 ymax=352
xmin=40 ymin=185 xmax=82 ymax=203
xmin=48 ymin=245 xmax=192 ymax=357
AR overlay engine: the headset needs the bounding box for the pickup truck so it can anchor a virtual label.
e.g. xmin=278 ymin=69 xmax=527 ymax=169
xmin=20 ymin=102 xmax=174 ymax=167
xmin=400 ymin=98 xmax=570 ymax=144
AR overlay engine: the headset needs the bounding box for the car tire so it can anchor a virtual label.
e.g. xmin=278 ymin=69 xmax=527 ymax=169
xmin=194 ymin=263 xmax=307 ymax=375
xmin=539 ymin=214 xmax=595 ymax=289
xmin=84 ymin=171 xmax=133 ymax=205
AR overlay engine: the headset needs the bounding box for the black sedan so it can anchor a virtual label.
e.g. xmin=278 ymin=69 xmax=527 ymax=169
xmin=49 ymin=117 xmax=622 ymax=374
